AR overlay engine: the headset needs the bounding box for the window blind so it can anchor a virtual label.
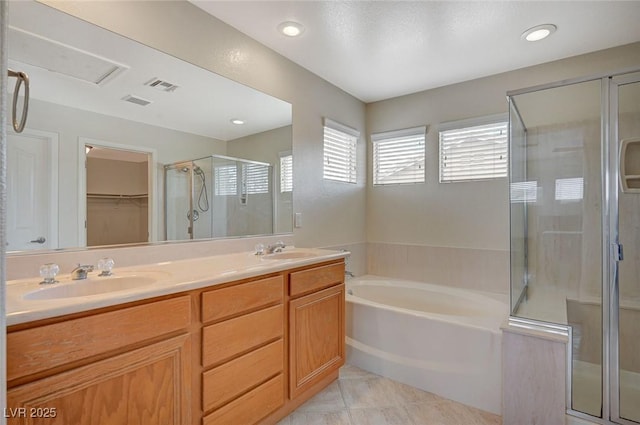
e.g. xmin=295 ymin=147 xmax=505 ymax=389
xmin=439 ymin=121 xmax=508 ymax=182
xmin=243 ymin=163 xmax=270 ymax=194
xmin=510 ymin=181 xmax=538 ymax=203
xmin=372 ymin=126 xmax=426 ymax=185
xmin=214 ymin=165 xmax=237 ymax=196
xmin=555 ymin=177 xmax=583 ymax=201
xmin=323 ymin=118 xmax=359 ymax=184
xmin=280 ymin=154 xmax=293 ymax=193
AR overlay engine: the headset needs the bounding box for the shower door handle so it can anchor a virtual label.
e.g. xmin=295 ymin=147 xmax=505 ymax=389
xmin=613 ymin=243 xmax=624 ymax=262
xmin=30 ymin=236 xmax=46 ymax=244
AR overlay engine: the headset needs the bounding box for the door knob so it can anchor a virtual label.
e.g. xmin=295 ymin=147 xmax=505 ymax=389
xmin=30 ymin=236 xmax=46 ymax=244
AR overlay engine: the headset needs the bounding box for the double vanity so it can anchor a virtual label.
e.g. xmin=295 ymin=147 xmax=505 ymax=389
xmin=5 ymin=248 xmax=347 ymax=425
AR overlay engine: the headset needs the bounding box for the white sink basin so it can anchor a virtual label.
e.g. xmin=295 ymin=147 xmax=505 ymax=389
xmin=262 ymin=251 xmax=317 ymax=260
xmin=23 ymin=271 xmax=171 ymax=300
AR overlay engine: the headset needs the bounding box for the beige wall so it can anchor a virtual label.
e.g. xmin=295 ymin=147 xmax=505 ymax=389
xmin=367 ymin=42 xmax=640 ymax=251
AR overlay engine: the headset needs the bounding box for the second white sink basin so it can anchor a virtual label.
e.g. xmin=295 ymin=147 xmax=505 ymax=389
xmin=24 ymin=271 xmax=171 ymax=300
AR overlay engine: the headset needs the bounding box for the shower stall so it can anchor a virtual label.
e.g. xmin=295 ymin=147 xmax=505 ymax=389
xmin=508 ymin=71 xmax=640 ymax=424
xmin=164 ymin=155 xmax=273 ymax=241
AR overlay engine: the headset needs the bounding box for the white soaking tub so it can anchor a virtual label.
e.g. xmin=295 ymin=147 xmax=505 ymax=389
xmin=346 ymin=276 xmax=509 ymax=414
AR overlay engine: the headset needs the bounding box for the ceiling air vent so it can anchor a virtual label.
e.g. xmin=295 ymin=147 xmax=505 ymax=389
xmin=8 ymin=27 xmax=128 ymax=86
xmin=145 ymin=78 xmax=179 ymax=92
xmin=122 ymin=95 xmax=152 ymax=106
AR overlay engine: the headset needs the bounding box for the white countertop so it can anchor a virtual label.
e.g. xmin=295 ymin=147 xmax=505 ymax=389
xmin=7 ymin=247 xmax=348 ymax=326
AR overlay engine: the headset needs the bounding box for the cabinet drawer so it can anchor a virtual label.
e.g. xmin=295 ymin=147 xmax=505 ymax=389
xmin=202 ymin=275 xmax=283 ymax=323
xmin=202 ymin=305 xmax=283 ymax=367
xmin=203 ymin=374 xmax=284 ymax=425
xmin=7 ymin=296 xmax=191 ymax=383
xmin=289 ymin=262 xmax=344 ymax=297
xmin=203 ymin=339 xmax=283 ymax=412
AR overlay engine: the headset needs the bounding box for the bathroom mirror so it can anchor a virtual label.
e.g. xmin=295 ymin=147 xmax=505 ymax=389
xmin=6 ymin=1 xmax=293 ymax=253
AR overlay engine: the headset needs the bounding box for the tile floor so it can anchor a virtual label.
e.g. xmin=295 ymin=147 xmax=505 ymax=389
xmin=276 ymin=365 xmax=501 ymax=425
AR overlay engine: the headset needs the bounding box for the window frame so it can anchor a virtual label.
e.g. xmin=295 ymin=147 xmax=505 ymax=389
xmin=371 ymin=126 xmax=427 ymax=186
xmin=242 ymin=162 xmax=270 ymax=195
xmin=323 ymin=118 xmax=359 ymax=184
xmin=438 ymin=114 xmax=508 ymax=183
xmin=279 ymin=151 xmax=293 ymax=193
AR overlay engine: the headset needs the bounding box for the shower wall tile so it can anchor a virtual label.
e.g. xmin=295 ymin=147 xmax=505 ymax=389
xmin=502 ymin=327 xmax=567 ymax=425
xmin=367 ymin=243 xmax=509 ymax=294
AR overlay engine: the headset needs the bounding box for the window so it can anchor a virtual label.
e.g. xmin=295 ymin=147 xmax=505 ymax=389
xmin=280 ymin=152 xmax=293 ymax=193
xmin=214 ymin=164 xmax=237 ymax=196
xmin=372 ymin=126 xmax=426 ymax=185
xmin=439 ymin=119 xmax=508 ymax=182
xmin=323 ymin=118 xmax=359 ymax=183
xmin=510 ymin=181 xmax=538 ymax=203
xmin=243 ymin=163 xmax=270 ymax=195
xmin=555 ymin=177 xmax=583 ymax=201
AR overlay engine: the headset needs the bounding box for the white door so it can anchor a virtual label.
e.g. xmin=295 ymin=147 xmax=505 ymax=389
xmin=6 ymin=130 xmax=58 ymax=251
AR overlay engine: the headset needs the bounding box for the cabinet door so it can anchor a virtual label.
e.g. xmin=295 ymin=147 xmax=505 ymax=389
xmin=7 ymin=334 xmax=191 ymax=425
xmin=289 ymin=284 xmax=345 ymax=399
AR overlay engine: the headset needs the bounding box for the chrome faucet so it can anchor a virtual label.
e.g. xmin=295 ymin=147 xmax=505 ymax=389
xmin=266 ymin=241 xmax=286 ymax=254
xmin=71 ymin=264 xmax=94 ymax=280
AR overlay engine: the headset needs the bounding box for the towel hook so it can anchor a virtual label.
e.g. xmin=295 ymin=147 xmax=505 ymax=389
xmin=8 ymin=69 xmax=30 ymax=133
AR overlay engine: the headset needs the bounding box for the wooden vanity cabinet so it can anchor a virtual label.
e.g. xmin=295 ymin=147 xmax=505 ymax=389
xmin=6 ymin=259 xmax=346 ymax=425
xmin=6 ymin=296 xmax=192 ymax=425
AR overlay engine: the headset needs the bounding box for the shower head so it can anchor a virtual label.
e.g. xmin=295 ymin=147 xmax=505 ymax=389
xmin=178 ymin=165 xmax=203 ymax=174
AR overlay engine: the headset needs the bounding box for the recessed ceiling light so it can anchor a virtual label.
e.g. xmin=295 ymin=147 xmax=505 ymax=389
xmin=278 ymin=21 xmax=305 ymax=37
xmin=521 ymin=24 xmax=557 ymax=42
xmin=230 ymin=118 xmax=245 ymax=125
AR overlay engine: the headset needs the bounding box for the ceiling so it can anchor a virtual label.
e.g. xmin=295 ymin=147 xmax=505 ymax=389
xmin=192 ymin=1 xmax=640 ymax=103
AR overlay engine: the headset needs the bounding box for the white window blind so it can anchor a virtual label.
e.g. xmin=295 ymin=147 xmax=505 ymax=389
xmin=555 ymin=177 xmax=583 ymax=201
xmin=280 ymin=153 xmax=293 ymax=193
xmin=214 ymin=165 xmax=237 ymax=196
xmin=510 ymin=181 xmax=538 ymax=203
xmin=323 ymin=118 xmax=359 ymax=184
xmin=439 ymin=121 xmax=508 ymax=182
xmin=372 ymin=126 xmax=426 ymax=185
xmin=243 ymin=163 xmax=270 ymax=194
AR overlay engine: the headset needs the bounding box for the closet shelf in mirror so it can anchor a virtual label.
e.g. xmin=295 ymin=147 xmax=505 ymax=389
xmin=87 ymin=194 xmax=148 ymax=199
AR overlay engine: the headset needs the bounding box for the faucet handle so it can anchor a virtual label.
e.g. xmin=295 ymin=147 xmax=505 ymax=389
xmin=39 ymin=263 xmax=59 ymax=285
xmin=97 ymin=258 xmax=115 ymax=276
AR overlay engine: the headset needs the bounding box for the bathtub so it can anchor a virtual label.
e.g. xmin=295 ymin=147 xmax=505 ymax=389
xmin=346 ymin=276 xmax=508 ymax=415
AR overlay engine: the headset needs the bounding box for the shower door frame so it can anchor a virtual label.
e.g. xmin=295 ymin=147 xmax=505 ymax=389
xmin=507 ymin=66 xmax=640 ymax=425
xmin=608 ymin=71 xmax=640 ymax=425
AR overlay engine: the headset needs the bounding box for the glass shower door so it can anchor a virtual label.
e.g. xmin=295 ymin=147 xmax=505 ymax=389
xmin=164 ymin=163 xmax=193 ymax=241
xmin=613 ymin=74 xmax=640 ymax=425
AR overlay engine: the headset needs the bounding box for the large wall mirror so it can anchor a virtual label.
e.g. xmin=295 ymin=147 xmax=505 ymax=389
xmin=6 ymin=1 xmax=293 ymax=254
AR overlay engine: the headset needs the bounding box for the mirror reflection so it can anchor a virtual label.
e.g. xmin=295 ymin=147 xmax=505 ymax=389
xmin=6 ymin=1 xmax=293 ymax=253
